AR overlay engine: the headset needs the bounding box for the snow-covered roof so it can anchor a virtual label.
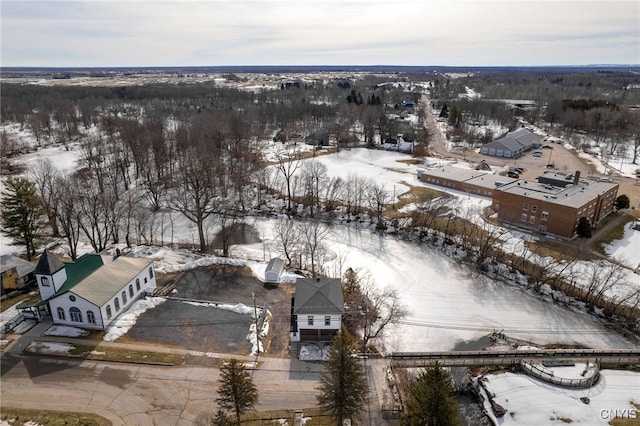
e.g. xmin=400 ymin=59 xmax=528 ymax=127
xmin=0 ymin=254 xmax=35 ymax=278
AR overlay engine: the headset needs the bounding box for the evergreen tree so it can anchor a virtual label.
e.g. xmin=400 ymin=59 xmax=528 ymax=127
xmin=614 ymin=194 xmax=630 ymax=211
xmin=0 ymin=176 xmax=47 ymax=260
xmin=316 ymin=326 xmax=369 ymax=424
xmin=215 ymin=358 xmax=258 ymax=425
xmin=576 ymin=216 xmax=592 ymax=238
xmin=404 ymin=363 xmax=461 ymax=426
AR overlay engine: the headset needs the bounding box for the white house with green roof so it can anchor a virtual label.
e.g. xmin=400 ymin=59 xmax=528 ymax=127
xmin=29 ymin=250 xmax=157 ymax=330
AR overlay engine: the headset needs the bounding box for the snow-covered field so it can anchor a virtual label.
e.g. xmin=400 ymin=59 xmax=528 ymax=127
xmin=480 ymin=368 xmax=639 ymax=425
xmin=1 ymin=129 xmax=639 ymax=425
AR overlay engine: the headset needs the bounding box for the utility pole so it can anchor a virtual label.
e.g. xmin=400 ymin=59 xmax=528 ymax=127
xmin=253 ymin=292 xmax=260 ymax=356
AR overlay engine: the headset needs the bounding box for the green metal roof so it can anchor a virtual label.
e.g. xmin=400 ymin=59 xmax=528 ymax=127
xmin=56 ymin=253 xmax=104 ymax=295
xmin=60 ymin=255 xmax=154 ymax=306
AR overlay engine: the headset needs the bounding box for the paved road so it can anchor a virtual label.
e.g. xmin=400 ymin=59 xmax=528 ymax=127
xmin=0 ymin=323 xmax=323 ymax=425
xmin=1 ymin=322 xmax=395 ymax=425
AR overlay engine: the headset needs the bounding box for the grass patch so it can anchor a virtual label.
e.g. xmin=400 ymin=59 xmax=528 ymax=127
xmin=524 ymin=240 xmax=597 ymax=262
xmin=26 ymin=341 xmax=185 ymax=365
xmin=396 ymin=158 xmax=424 ymax=165
xmin=1 ymin=292 xmax=38 ymax=313
xmin=385 ymin=182 xmax=444 ymax=216
xmin=74 ymin=343 xmax=185 ymax=365
xmin=240 ymin=408 xmax=336 ymax=425
xmin=0 ymin=407 xmax=110 ymax=426
xmin=593 ymin=213 xmax=637 ymax=255
xmin=609 ymin=402 xmax=640 ymax=426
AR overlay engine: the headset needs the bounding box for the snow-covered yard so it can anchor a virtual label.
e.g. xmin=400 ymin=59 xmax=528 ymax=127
xmin=1 ymin=135 xmax=639 ymax=426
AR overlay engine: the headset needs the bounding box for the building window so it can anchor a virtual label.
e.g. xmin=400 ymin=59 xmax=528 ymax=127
xmin=325 ymin=316 xmax=331 ymax=326
xmin=87 ymin=310 xmax=96 ymax=324
xmin=106 ymin=305 xmax=112 ymax=319
xmin=129 ymin=285 xmax=134 ymax=298
xmin=149 ymin=267 xmax=154 ymax=279
xmin=69 ymin=295 xmax=76 ymax=302
xmin=520 ymin=213 xmax=527 ymax=222
xmin=541 ymin=211 xmax=549 ymax=221
xmin=531 ymin=205 xmax=537 ymax=213
xmin=307 ymin=316 xmax=314 ymax=326
xmin=144 ymin=277 xmax=148 ymax=284
xmin=114 ymin=297 xmax=120 ymax=311
xmin=57 ymin=307 xmax=66 ymax=321
xmin=41 ymin=277 xmax=50 ymax=287
xmin=136 ymin=278 xmax=140 ymax=291
xmin=529 ymin=215 xmax=536 ymax=224
xmin=69 ymin=307 xmax=82 ymax=322
xmin=523 ymin=203 xmax=529 ymax=211
xmin=122 ymin=291 xmax=127 ymax=304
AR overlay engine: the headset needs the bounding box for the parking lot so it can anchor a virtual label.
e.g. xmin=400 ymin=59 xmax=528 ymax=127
xmin=126 ymin=265 xmax=294 ymax=357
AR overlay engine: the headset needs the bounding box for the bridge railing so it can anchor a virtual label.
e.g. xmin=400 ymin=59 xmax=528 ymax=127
xmin=520 ymin=362 xmax=599 ymax=388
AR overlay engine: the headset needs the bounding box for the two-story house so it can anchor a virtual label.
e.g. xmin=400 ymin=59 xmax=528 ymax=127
xmin=290 ymin=277 xmax=344 ymax=345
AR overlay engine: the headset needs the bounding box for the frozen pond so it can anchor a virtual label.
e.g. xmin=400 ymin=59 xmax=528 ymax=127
xmin=240 ymin=218 xmax=638 ymax=352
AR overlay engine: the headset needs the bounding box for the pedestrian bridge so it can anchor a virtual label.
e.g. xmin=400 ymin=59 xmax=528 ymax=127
xmin=386 ymin=348 xmax=640 ymax=368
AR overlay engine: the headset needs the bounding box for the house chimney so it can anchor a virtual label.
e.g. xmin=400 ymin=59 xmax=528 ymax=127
xmin=574 ymin=170 xmax=581 ymax=185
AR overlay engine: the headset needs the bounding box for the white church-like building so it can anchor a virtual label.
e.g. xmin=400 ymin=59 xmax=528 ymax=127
xmin=20 ymin=250 xmax=157 ymax=330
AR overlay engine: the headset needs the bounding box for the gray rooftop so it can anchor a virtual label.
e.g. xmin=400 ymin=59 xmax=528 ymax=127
xmin=34 ymin=250 xmax=66 ymax=275
xmin=496 ymin=177 xmax=618 ymax=208
xmin=485 ymin=128 xmax=542 ymax=152
xmin=420 ymin=165 xmax=517 ymax=191
xmin=293 ymin=277 xmax=345 ymax=315
xmin=0 ymin=255 xmax=36 ymax=278
xmin=68 ymin=255 xmax=154 ymax=306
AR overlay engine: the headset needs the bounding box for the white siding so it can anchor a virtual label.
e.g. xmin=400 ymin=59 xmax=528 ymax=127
xmin=36 ymin=268 xmax=67 ymax=301
xmin=48 ymin=263 xmax=158 ymax=330
xmin=49 ymin=293 xmax=103 ymax=329
xmin=296 ymin=314 xmax=341 ymax=331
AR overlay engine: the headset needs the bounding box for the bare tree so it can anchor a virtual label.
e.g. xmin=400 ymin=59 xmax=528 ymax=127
xmin=273 ymin=144 xmax=303 ymax=213
xmin=342 ymin=268 xmax=407 ymax=352
xmin=300 ymin=160 xmax=328 ymax=217
xmin=273 ymin=218 xmax=300 ymax=266
xmin=55 ymin=176 xmax=82 ymax=260
xmin=30 ymin=159 xmax=62 ymax=236
xmin=300 ymin=219 xmax=329 ymax=276
xmin=168 ymin=126 xmax=221 ymax=252
xmin=367 ymin=182 xmax=389 ymax=229
xmin=583 ymin=261 xmax=628 ymax=311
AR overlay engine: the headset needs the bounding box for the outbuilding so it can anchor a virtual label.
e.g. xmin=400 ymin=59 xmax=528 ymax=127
xmin=265 ymin=258 xmax=285 ymax=283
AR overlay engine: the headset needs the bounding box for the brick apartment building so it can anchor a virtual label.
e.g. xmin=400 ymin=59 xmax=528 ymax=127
xmin=492 ymin=171 xmax=618 ymax=238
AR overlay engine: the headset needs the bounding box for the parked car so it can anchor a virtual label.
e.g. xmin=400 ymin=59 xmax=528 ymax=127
xmin=532 ymin=152 xmax=542 ymax=157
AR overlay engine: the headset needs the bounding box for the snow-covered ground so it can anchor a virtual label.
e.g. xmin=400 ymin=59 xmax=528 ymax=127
xmin=480 ymin=368 xmax=639 ymax=425
xmin=2 ymin=130 xmax=639 ymax=425
xmin=604 ymin=221 xmax=640 ymax=270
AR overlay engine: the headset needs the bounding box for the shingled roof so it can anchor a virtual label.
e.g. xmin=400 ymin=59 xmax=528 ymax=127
xmin=34 ymin=250 xmax=66 ymax=275
xmin=293 ymin=277 xmax=344 ymax=315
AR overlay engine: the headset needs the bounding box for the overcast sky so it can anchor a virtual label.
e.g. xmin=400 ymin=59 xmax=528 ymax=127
xmin=1 ymin=0 xmax=638 ymax=67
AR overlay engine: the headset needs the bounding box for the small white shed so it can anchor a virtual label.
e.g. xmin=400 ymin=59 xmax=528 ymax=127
xmin=265 ymin=258 xmax=285 ymax=283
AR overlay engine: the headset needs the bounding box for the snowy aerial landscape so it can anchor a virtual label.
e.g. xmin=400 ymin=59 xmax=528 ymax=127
xmin=2 ymin=77 xmax=639 ymax=424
